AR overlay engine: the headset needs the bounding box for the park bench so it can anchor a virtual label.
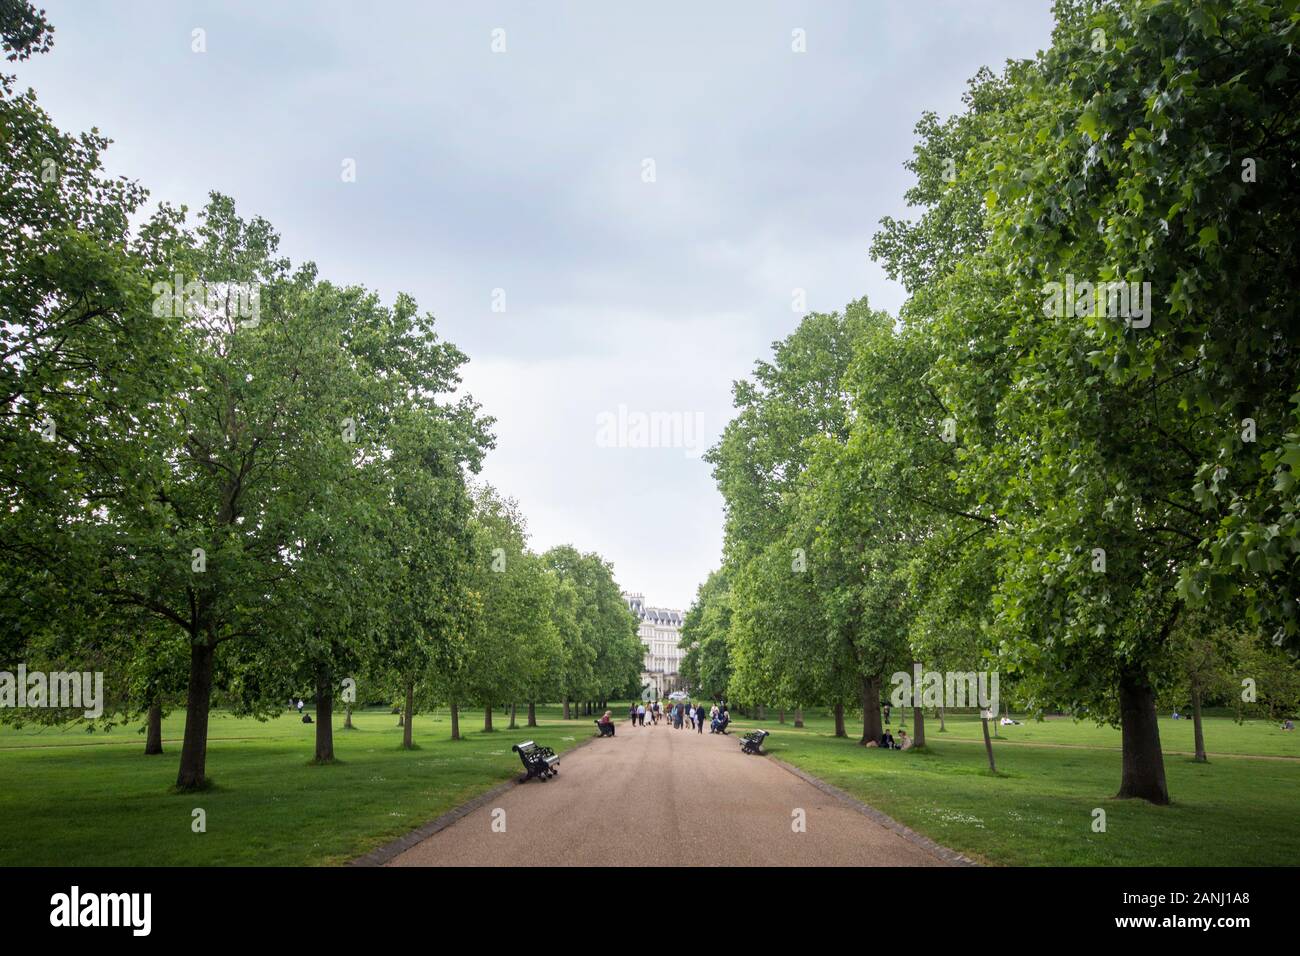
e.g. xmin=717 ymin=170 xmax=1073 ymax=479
xmin=740 ymin=729 xmax=769 ymax=755
xmin=594 ymin=720 xmax=615 ymax=737
xmin=512 ymin=740 xmax=560 ymax=782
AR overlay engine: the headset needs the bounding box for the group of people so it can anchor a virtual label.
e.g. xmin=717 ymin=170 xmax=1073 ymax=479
xmin=874 ymin=702 xmax=912 ymax=750
xmin=626 ymin=699 xmax=733 ymax=734
xmin=869 ymin=727 xmax=912 ymax=750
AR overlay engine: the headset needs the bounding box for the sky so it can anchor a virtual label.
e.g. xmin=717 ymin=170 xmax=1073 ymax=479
xmin=16 ymin=1 xmax=1056 ymax=611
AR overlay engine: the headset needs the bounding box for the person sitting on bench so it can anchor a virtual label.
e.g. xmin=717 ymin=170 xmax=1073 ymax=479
xmin=596 ymin=710 xmax=615 ymax=736
xmin=712 ymin=708 xmax=730 ymax=734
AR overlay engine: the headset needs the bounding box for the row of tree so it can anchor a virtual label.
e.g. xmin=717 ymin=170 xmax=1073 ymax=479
xmin=0 ymin=2 xmax=643 ymax=790
xmin=682 ymin=0 xmax=1300 ymax=804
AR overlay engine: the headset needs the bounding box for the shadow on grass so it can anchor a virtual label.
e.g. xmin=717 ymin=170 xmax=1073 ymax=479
xmin=169 ymin=779 xmax=222 ymax=796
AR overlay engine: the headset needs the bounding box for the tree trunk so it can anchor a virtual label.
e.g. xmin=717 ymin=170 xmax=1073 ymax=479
xmin=1116 ymin=670 xmax=1169 ymax=804
xmin=755 ymin=704 xmax=766 ymax=720
xmin=938 ymin=705 xmax=947 ymax=732
xmin=563 ymin=698 xmax=570 ymax=720
xmin=448 ymin=699 xmax=461 ymax=740
xmin=1191 ymin=684 xmax=1207 ymax=763
xmin=833 ymin=702 xmax=846 ymax=737
xmin=343 ymin=702 xmax=353 ymax=729
xmin=314 ymin=668 xmax=334 ymax=762
xmin=859 ymin=675 xmax=883 ymax=745
xmin=175 ymin=640 xmax=216 ymax=790
xmin=913 ymin=697 xmax=926 ymax=748
xmin=401 ymin=681 xmax=414 ymax=749
xmin=794 ymin=705 xmax=804 ymax=728
xmin=509 ymin=702 xmax=517 ymax=729
xmin=144 ymin=702 xmax=163 ymax=755
xmin=980 ymin=714 xmax=996 ymax=772
xmin=484 ymin=704 xmax=494 ymax=733
xmin=527 ymin=701 xmax=537 ymax=727
xmin=778 ymin=708 xmax=785 ymax=724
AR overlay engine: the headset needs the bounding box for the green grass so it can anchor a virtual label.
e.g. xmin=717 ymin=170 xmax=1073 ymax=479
xmin=0 ymin=704 xmax=599 ymax=866
xmin=916 ymin=710 xmax=1300 ymax=757
xmin=4 ymin=703 xmax=1297 ymax=866
xmin=726 ymin=710 xmax=1300 ymax=866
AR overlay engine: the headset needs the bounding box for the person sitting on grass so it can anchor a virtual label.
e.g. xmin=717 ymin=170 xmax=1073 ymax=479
xmin=880 ymin=727 xmax=896 ymax=749
xmin=899 ymin=729 xmax=911 ymax=750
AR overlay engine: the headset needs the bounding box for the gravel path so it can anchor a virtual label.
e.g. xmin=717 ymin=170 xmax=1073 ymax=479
xmin=387 ymin=719 xmax=953 ymax=866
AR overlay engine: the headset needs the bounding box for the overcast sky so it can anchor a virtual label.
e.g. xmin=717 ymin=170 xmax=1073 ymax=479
xmin=19 ymin=1 xmax=1055 ymax=610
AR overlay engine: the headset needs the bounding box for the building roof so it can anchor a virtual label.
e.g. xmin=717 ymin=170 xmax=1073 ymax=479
xmin=623 ymin=592 xmax=682 ymax=626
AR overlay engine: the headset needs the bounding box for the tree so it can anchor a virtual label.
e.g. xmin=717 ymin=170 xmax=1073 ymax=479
xmin=460 ymin=486 xmax=561 ymax=733
xmin=1163 ymin=610 xmax=1238 ymax=762
xmin=541 ymin=545 xmax=639 ymax=714
xmin=960 ymin=0 xmax=1300 ymax=802
xmin=379 ymin=408 xmax=482 ymax=748
xmin=708 ymin=302 xmax=896 ymax=738
xmin=0 ymin=9 xmax=194 ymax=750
xmin=0 ymin=0 xmax=52 ymax=61
xmin=679 ymin=568 xmax=734 ymax=700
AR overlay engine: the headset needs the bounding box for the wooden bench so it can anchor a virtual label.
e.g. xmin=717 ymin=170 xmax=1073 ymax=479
xmin=512 ymin=740 xmax=560 ymax=782
xmin=740 ymin=729 xmax=769 ymax=755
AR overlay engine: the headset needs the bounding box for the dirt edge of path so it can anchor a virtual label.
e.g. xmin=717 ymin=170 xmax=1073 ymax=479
xmin=350 ymin=734 xmax=603 ymax=867
xmin=766 ymin=753 xmax=983 ymax=867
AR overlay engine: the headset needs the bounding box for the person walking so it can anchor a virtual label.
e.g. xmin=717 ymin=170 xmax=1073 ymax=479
xmin=637 ymin=702 xmax=646 ymax=726
xmin=695 ymin=703 xmax=705 ymax=733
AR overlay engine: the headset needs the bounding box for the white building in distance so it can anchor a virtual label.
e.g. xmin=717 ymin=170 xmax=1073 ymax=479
xmin=623 ymin=592 xmax=685 ymax=697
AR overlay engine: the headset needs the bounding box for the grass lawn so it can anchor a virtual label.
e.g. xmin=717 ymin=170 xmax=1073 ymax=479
xmin=725 ymin=709 xmax=1300 ymax=866
xmin=0 ymin=704 xmax=599 ymax=866
xmin=4 ymin=702 xmax=1296 ymax=866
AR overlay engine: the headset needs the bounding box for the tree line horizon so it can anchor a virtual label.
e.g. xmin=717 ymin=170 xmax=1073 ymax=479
xmin=0 ymin=1 xmax=646 ymax=791
xmin=3 ymin=0 xmax=1299 ymax=806
xmin=678 ymin=0 xmax=1300 ymax=805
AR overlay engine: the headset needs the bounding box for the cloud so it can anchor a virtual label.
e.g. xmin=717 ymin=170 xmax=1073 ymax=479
xmin=23 ymin=0 xmax=1055 ymax=607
